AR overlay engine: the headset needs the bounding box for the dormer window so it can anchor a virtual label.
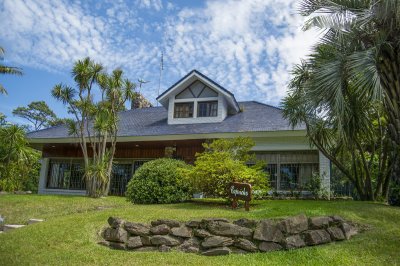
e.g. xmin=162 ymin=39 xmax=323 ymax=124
xmin=198 ymin=101 xmax=218 ymax=117
xmin=174 ymin=102 xmax=194 ymax=118
xmin=156 ymin=70 xmax=240 ymax=125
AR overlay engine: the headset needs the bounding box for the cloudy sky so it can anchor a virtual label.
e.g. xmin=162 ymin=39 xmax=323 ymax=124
xmin=0 ymin=0 xmax=317 ymax=124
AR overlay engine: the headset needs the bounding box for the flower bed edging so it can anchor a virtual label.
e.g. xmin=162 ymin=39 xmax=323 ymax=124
xmin=98 ymin=215 xmax=358 ymax=256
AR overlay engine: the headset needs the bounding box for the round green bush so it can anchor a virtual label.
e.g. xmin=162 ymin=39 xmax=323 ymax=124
xmin=126 ymin=158 xmax=192 ymax=204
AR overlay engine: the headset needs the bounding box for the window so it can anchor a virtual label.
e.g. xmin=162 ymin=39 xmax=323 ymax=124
xmin=198 ymin=101 xmax=218 ymax=117
xmin=46 ymin=159 xmax=85 ymax=190
xmin=109 ymin=163 xmax=133 ymax=196
xmin=265 ymin=164 xmax=278 ymax=190
xmin=174 ymin=102 xmax=194 ymax=118
xmin=279 ymin=163 xmax=319 ymax=190
xmin=280 ymin=164 xmax=300 ymax=190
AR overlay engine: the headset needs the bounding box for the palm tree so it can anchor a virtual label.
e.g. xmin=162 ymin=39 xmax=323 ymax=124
xmin=297 ymin=0 xmax=400 ymax=197
xmin=0 ymin=46 xmax=22 ymax=95
xmin=282 ymin=56 xmax=391 ymax=201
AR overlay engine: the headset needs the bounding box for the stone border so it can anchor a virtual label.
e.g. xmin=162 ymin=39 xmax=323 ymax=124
xmin=99 ymin=215 xmax=358 ymax=256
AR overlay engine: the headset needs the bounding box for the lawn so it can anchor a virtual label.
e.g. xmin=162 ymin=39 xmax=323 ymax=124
xmin=0 ymin=195 xmax=399 ymax=266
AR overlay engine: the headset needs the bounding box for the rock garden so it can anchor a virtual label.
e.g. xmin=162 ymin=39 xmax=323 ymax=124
xmin=99 ymin=214 xmax=358 ymax=256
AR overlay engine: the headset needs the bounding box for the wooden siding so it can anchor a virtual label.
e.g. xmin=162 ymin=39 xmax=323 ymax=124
xmin=42 ymin=139 xmax=205 ymax=164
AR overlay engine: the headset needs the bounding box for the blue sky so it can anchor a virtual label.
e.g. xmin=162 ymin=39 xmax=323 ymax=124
xmin=0 ymin=0 xmax=317 ymax=124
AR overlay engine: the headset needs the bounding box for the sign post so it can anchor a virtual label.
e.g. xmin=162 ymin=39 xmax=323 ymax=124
xmin=229 ymin=182 xmax=252 ymax=211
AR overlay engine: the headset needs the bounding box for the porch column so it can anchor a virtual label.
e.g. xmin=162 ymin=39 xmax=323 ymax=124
xmin=319 ymin=151 xmax=331 ymax=199
xmin=38 ymin=158 xmax=49 ymax=194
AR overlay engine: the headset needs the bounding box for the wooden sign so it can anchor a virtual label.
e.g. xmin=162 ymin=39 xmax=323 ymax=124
xmin=229 ymin=182 xmax=252 ymax=211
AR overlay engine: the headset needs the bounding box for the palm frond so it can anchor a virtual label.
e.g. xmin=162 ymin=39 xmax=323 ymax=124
xmin=0 ymin=84 xmax=7 ymax=95
xmin=0 ymin=65 xmax=23 ymax=76
xmin=347 ymin=47 xmax=383 ymax=101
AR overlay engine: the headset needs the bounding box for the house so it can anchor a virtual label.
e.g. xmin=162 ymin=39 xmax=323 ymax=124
xmin=27 ymin=70 xmax=331 ymax=196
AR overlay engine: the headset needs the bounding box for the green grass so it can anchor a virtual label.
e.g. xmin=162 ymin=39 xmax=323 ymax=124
xmin=0 ymin=195 xmax=399 ymax=266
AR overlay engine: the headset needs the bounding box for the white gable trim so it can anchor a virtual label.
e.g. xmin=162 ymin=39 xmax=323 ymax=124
xmin=157 ymin=71 xmax=240 ymax=113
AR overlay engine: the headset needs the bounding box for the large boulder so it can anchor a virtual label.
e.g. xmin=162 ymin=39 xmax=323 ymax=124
xmin=171 ymin=226 xmax=192 ymax=238
xmin=202 ymin=218 xmax=229 ymax=223
xmin=150 ymin=224 xmax=170 ymax=235
xmin=194 ymin=229 xmax=213 ymax=238
xmin=253 ymin=220 xmax=284 ymax=242
xmin=207 ymin=221 xmax=252 ymax=237
xmin=140 ymin=236 xmax=152 ymax=246
xmin=159 ymin=245 xmax=171 ymax=252
xmin=109 ymin=242 xmax=126 ymax=250
xmin=303 ymin=230 xmax=331 ymax=245
xmin=340 ymin=223 xmax=358 ymax=240
xmin=201 ymin=247 xmax=231 ymax=256
xmin=102 ymin=227 xmax=128 ymax=243
xmin=309 ymin=216 xmax=330 ymax=229
xmin=150 ymin=235 xmax=181 ymax=246
xmin=151 ymin=219 xmax=181 ymax=228
xmin=278 ymin=214 xmax=308 ymax=234
xmin=201 ymin=236 xmax=234 ymax=248
xmin=234 ymin=238 xmax=258 ymax=252
xmin=329 ymin=215 xmax=345 ymax=226
xmin=282 ymin=235 xmax=306 ymax=249
xmin=233 ymin=218 xmax=258 ymax=229
xmin=126 ymin=236 xmax=143 ymax=249
xmin=258 ymin=242 xmax=283 ymax=252
xmin=98 ymin=240 xmax=126 ymax=250
xmin=326 ymin=227 xmax=345 ymax=241
xmin=186 ymin=220 xmax=202 ymax=228
xmin=107 ymin=217 xmax=125 ymax=229
xmin=124 ymin=222 xmax=150 ymax=236
xmin=177 ymin=238 xmax=200 ymax=253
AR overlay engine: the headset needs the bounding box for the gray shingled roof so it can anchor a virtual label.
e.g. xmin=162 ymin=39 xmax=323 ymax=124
xmin=27 ymin=101 xmax=305 ymax=139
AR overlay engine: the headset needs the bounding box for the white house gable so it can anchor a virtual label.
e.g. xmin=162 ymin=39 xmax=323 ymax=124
xmin=157 ymin=70 xmax=239 ymax=125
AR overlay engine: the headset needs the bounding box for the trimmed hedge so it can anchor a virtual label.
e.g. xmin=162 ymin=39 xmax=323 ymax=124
xmin=126 ymin=158 xmax=192 ymax=204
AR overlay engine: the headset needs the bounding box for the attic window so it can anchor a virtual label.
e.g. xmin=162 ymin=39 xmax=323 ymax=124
xmin=198 ymin=101 xmax=218 ymax=117
xmin=174 ymin=102 xmax=194 ymax=118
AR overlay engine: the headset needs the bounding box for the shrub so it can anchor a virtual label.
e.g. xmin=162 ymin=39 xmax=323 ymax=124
xmin=184 ymin=137 xmax=270 ymax=198
xmin=305 ymin=173 xmax=330 ymax=200
xmin=126 ymin=158 xmax=192 ymax=204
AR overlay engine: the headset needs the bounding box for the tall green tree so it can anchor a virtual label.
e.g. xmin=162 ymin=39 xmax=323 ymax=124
xmin=13 ymin=101 xmax=58 ymax=131
xmin=295 ymin=0 xmax=400 ymax=198
xmin=282 ymin=58 xmax=391 ymax=201
xmin=52 ymin=57 xmax=135 ymax=197
xmin=0 ymin=46 xmax=22 ymax=95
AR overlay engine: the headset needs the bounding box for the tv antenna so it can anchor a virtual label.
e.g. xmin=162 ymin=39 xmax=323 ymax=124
xmin=137 ymin=78 xmax=149 ymax=94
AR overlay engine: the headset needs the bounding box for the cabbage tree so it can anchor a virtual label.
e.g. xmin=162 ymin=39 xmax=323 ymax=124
xmin=52 ymin=58 xmax=135 ymax=197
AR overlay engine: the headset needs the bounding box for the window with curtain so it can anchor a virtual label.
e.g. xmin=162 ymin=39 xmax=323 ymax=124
xmin=197 ymin=101 xmax=218 ymax=117
xmin=174 ymin=102 xmax=194 ymax=118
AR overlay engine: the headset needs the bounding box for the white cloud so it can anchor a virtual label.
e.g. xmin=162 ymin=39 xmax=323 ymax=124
xmin=135 ymin=0 xmax=163 ymax=11
xmin=162 ymin=0 xmax=318 ymax=104
xmin=0 ymin=0 xmax=318 ymax=106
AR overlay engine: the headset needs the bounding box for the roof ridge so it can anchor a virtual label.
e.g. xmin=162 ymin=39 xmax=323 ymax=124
xmin=238 ymin=101 xmax=282 ymax=110
xmin=27 ymin=122 xmax=67 ymax=135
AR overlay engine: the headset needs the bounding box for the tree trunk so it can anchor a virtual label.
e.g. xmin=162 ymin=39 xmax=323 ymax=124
xmin=380 ymin=52 xmax=400 ymax=204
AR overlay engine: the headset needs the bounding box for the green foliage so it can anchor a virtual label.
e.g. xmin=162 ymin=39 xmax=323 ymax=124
xmin=52 ymin=57 xmax=138 ymax=197
xmin=185 ymin=137 xmax=269 ymax=198
xmin=0 ymin=46 xmax=23 ymax=95
xmin=295 ymin=0 xmax=400 ymax=203
xmin=126 ymin=158 xmax=192 ymax=204
xmin=0 ymin=124 xmax=40 ymax=192
xmin=305 ymin=173 xmax=330 ymax=200
xmin=12 ymin=101 xmax=58 ymax=131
